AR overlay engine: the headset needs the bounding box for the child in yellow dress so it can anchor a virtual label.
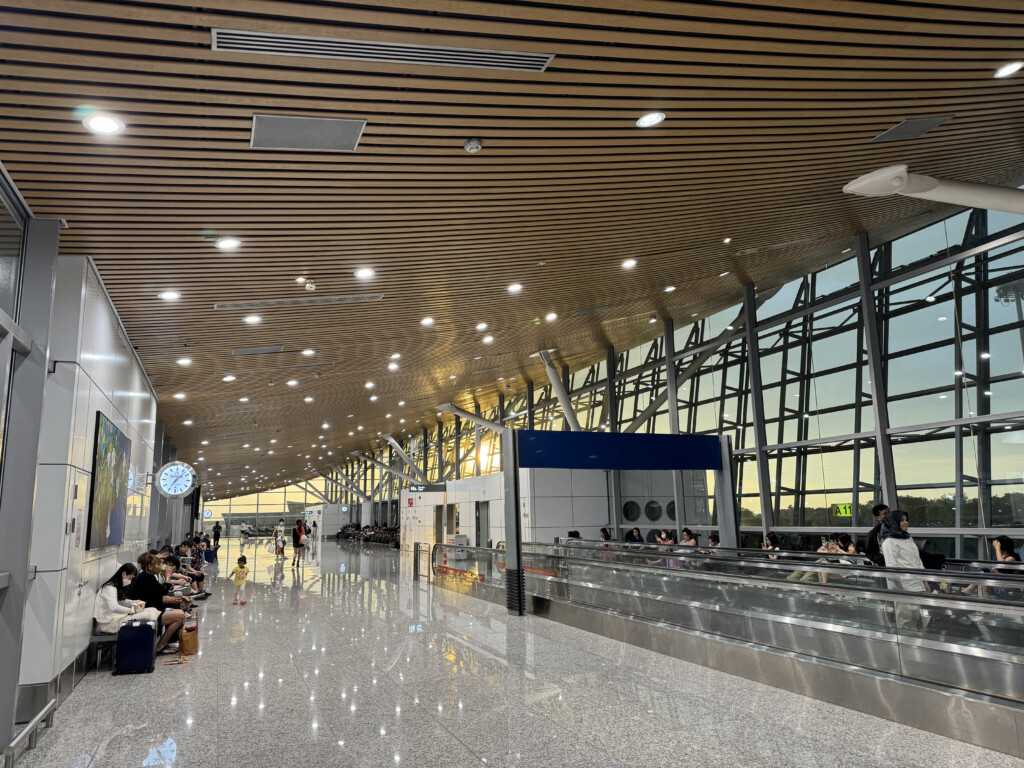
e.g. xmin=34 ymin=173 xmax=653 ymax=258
xmin=229 ymin=556 xmax=249 ymax=605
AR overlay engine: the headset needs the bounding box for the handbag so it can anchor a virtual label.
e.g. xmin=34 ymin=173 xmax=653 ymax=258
xmin=179 ymin=626 xmax=199 ymax=655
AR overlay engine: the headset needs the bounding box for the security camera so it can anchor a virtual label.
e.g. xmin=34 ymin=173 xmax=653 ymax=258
xmin=464 ymin=138 xmax=482 ymax=154
xmin=305 ymin=279 xmax=316 ymax=292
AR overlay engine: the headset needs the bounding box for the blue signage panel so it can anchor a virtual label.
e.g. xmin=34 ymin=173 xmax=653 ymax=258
xmin=515 ymin=430 xmax=721 ymax=471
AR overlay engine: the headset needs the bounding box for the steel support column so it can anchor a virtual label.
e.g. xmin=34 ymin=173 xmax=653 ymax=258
xmin=743 ymin=283 xmax=774 ymax=538
xmin=0 ymin=217 xmax=57 ymax=745
xmin=383 ymin=435 xmax=427 ymax=483
xmin=663 ymin=319 xmax=685 ymax=543
xmin=605 ymin=346 xmax=621 ymax=538
xmin=855 ymin=233 xmax=899 ymax=508
xmin=500 ymin=428 xmax=525 ymax=615
xmin=349 ymin=451 xmax=423 ymax=485
xmin=474 ymin=404 xmax=482 ymax=477
xmin=537 ymin=350 xmax=581 ymax=431
xmin=715 ymin=436 xmax=740 ymax=548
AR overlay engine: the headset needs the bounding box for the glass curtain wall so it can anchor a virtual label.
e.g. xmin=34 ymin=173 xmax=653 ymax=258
xmin=326 ymin=206 xmax=1024 ymax=557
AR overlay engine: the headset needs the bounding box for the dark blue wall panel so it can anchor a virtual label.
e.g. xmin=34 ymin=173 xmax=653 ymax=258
xmin=515 ymin=430 xmax=722 ymax=471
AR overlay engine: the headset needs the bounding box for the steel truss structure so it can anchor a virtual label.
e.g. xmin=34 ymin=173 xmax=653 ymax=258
xmin=326 ymin=208 xmax=1024 ymax=559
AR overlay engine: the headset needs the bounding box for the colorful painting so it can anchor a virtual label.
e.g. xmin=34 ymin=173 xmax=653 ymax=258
xmin=86 ymin=412 xmax=132 ymax=550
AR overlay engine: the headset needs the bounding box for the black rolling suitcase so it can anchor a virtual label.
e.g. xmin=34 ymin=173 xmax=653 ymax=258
xmin=113 ymin=619 xmax=157 ymax=674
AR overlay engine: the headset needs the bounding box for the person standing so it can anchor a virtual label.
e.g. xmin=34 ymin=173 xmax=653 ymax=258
xmin=865 ymin=503 xmax=889 ymax=566
xmin=879 ymin=509 xmax=927 ymax=628
xmin=212 ymin=521 xmax=222 ymax=547
xmin=230 ymin=555 xmax=249 ymax=605
xmin=291 ymin=518 xmax=306 ymax=566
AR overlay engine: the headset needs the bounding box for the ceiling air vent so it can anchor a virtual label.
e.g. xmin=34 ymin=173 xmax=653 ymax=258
xmin=214 ymin=295 xmax=382 ymax=310
xmin=251 ymin=114 xmax=365 ymax=152
xmin=232 ymin=345 xmax=284 ymax=356
xmin=870 ymin=116 xmax=952 ymax=143
xmin=212 ymin=28 xmax=553 ymax=72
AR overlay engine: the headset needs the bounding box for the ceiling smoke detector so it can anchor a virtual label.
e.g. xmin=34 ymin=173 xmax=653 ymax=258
xmin=464 ymin=138 xmax=483 ymax=154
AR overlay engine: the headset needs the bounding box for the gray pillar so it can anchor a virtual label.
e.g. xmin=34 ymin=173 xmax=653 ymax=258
xmin=743 ymin=283 xmax=774 ymax=538
xmin=474 ymin=404 xmax=482 ymax=477
xmin=663 ymin=319 xmax=685 ymax=543
xmin=0 ymin=218 xmax=57 ymax=742
xmin=147 ymin=422 xmax=165 ymax=547
xmin=715 ymin=436 xmax=740 ymax=548
xmin=538 ymin=350 xmax=581 ymax=431
xmin=501 ymin=428 xmax=524 ymax=615
xmin=856 ymin=233 xmax=898 ymax=507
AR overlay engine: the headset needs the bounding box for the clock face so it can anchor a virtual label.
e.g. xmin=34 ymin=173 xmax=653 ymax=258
xmin=157 ymin=462 xmax=197 ymax=498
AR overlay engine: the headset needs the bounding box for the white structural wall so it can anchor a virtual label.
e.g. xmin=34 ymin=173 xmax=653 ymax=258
xmin=19 ymin=256 xmax=158 ymax=691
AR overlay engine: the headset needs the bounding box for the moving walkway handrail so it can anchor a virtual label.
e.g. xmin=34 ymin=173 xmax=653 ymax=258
xmin=430 ymin=542 xmax=1024 ymax=611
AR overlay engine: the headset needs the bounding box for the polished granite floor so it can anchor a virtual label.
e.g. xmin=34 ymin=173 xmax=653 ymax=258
xmin=15 ymin=537 xmax=1024 ymax=768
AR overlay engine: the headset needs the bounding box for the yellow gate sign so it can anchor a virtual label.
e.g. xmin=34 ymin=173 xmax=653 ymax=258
xmin=831 ymin=503 xmax=853 ymax=518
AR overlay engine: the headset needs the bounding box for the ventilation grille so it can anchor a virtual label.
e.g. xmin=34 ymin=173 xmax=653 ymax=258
xmin=226 ymin=403 xmax=262 ymax=412
xmin=571 ymin=306 xmax=611 ymax=318
xmin=871 ymin=116 xmax=952 ymax=143
xmin=232 ymin=345 xmax=284 ymax=356
xmin=212 ymin=28 xmax=553 ymax=72
xmin=251 ymin=114 xmax=365 ymax=152
xmin=214 ymin=295 xmax=382 ymax=310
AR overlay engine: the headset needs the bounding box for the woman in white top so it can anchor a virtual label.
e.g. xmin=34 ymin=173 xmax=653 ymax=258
xmin=879 ymin=509 xmax=928 ymax=629
xmin=93 ymin=563 xmax=155 ymax=634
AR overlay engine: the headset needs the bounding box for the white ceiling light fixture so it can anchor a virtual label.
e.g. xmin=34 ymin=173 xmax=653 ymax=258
xmin=995 ymin=61 xmax=1023 ymax=78
xmin=243 ymin=315 xmax=261 ymax=324
xmin=177 ymin=357 xmax=192 ymax=366
xmin=295 ymin=277 xmax=306 ymax=284
xmin=482 ymin=335 xmax=494 ymax=344
xmin=621 ymin=259 xmax=637 ymax=269
xmin=222 ymin=375 xmax=236 ymax=382
xmin=183 ymin=420 xmax=193 ymax=425
xmin=388 ymin=362 xmax=399 ymax=371
xmin=723 ymin=237 xmax=732 ymax=244
xmin=304 ymin=396 xmax=314 ymax=403
xmin=719 ymin=271 xmax=730 ymax=278
xmin=201 ymin=440 xmax=209 ymax=445
xmin=301 ymin=349 xmax=315 ymax=356
xmin=421 ymin=317 xmax=434 ymax=326
xmin=370 ymin=395 xmax=378 ymax=402
xmin=215 ymin=237 xmax=242 ymax=251
xmin=365 ymin=381 xmax=374 ymax=389
xmin=239 ymin=397 xmax=249 ymax=403
xmin=321 ymin=422 xmax=329 ymax=429
xmin=649 ymin=315 xmax=657 ymax=324
xmin=83 ymin=113 xmax=125 ymax=135
xmin=664 ymin=286 xmax=676 ymax=293
xmin=545 ymin=312 xmax=557 ymax=322
xmin=476 ymin=322 xmax=488 ymax=331
xmin=507 ymin=283 xmax=523 ymax=294
xmin=398 ymin=400 xmax=405 ymax=406
xmin=354 ymin=267 xmax=375 ymax=280
xmin=636 ymin=112 xmax=665 ymax=128
xmin=157 ymin=291 xmax=180 ymax=301
xmin=286 ymin=379 xmax=298 ymax=387
xmin=390 ymin=353 xmax=401 ymax=359
xmin=173 ymin=392 xmax=186 ymax=400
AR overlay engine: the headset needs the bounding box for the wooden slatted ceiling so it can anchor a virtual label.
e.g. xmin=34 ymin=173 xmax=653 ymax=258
xmin=1 ymin=0 xmax=1023 ymax=498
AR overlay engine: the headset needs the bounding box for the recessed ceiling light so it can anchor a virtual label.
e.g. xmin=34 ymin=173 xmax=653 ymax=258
xmin=719 ymin=271 xmax=730 ymax=278
xmin=545 ymin=312 xmax=557 ymax=322
xmin=507 ymin=283 xmax=523 ymax=294
xmin=295 ymin=277 xmax=306 ymax=284
xmin=369 ymin=395 xmax=378 ymax=402
xmin=242 ymin=444 xmax=249 ymax=449
xmin=476 ymin=322 xmax=488 ymax=331
xmin=239 ymin=397 xmax=249 ymax=403
xmin=995 ymin=61 xmax=1023 ymax=78
xmin=421 ymin=317 xmax=434 ymax=326
xmin=354 ymin=267 xmax=375 ymax=280
xmin=176 ymin=357 xmax=192 ymax=366
xmin=723 ymin=237 xmax=732 ymax=244
xmin=664 ymin=286 xmax=676 ymax=293
xmin=286 ymin=379 xmax=298 ymax=387
xmin=301 ymin=349 xmax=315 ymax=356
xmin=386 ymin=413 xmax=392 ymax=418
xmin=222 ymin=375 xmax=236 ymax=382
xmin=621 ymin=259 xmax=637 ymax=269
xmin=636 ymin=112 xmax=665 ymax=128
xmin=157 ymin=291 xmax=180 ymax=301
xmin=649 ymin=315 xmax=657 ymax=324
xmin=183 ymin=420 xmax=193 ymax=425
xmin=243 ymin=315 xmax=261 ymax=324
xmin=173 ymin=392 xmax=186 ymax=400
xmin=388 ymin=362 xmax=399 ymax=371
xmin=398 ymin=400 xmax=405 ymax=406
xmin=201 ymin=440 xmax=209 ymax=445
xmin=449 ymin=375 xmax=456 ymax=380
xmin=482 ymin=335 xmax=494 ymax=344
xmin=215 ymin=237 xmax=242 ymax=251
xmin=83 ymin=113 xmax=126 ymax=135
xmin=321 ymin=422 xmax=329 ymax=429
xmin=304 ymin=396 xmax=313 ymax=403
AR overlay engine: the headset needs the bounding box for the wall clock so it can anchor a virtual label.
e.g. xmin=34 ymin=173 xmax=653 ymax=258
xmin=156 ymin=461 xmax=198 ymax=499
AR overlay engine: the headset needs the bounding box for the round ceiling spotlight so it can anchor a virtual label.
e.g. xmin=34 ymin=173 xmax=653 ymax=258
xmin=222 ymin=375 xmax=236 ymax=382
xmin=664 ymin=286 xmax=676 ymax=293
xmin=420 ymin=317 xmax=434 ymax=327
xmin=243 ymin=315 xmax=262 ymax=325
xmin=388 ymin=362 xmax=399 ymax=371
xmin=464 ymin=138 xmax=483 ymax=154
xmin=545 ymin=313 xmax=557 ymax=322
xmin=301 ymin=349 xmax=315 ymax=356
xmin=507 ymin=283 xmax=523 ymax=294
xmin=83 ymin=112 xmax=125 ymax=135
xmin=482 ymin=335 xmax=494 ymax=344
xmin=157 ymin=291 xmax=180 ymax=301
xmin=476 ymin=322 xmax=488 ymax=331
xmin=354 ymin=267 xmax=375 ymax=280
xmin=176 ymin=357 xmax=192 ymax=366
xmin=215 ymin=237 xmax=242 ymax=251
xmin=636 ymin=112 xmax=666 ymax=128
xmin=995 ymin=61 xmax=1023 ymax=79
xmin=622 ymin=259 xmax=637 ymax=269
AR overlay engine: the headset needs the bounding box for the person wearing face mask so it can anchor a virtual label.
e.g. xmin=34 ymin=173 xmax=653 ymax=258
xmin=93 ymin=563 xmax=159 ymax=633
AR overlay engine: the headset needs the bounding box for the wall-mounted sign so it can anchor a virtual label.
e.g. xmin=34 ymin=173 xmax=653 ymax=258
xmin=831 ymin=503 xmax=853 ymax=518
xmin=409 ymin=484 xmax=445 ymax=492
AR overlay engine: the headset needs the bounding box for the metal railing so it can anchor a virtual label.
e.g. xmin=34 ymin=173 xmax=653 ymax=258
xmin=3 ymin=699 xmax=55 ymax=768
